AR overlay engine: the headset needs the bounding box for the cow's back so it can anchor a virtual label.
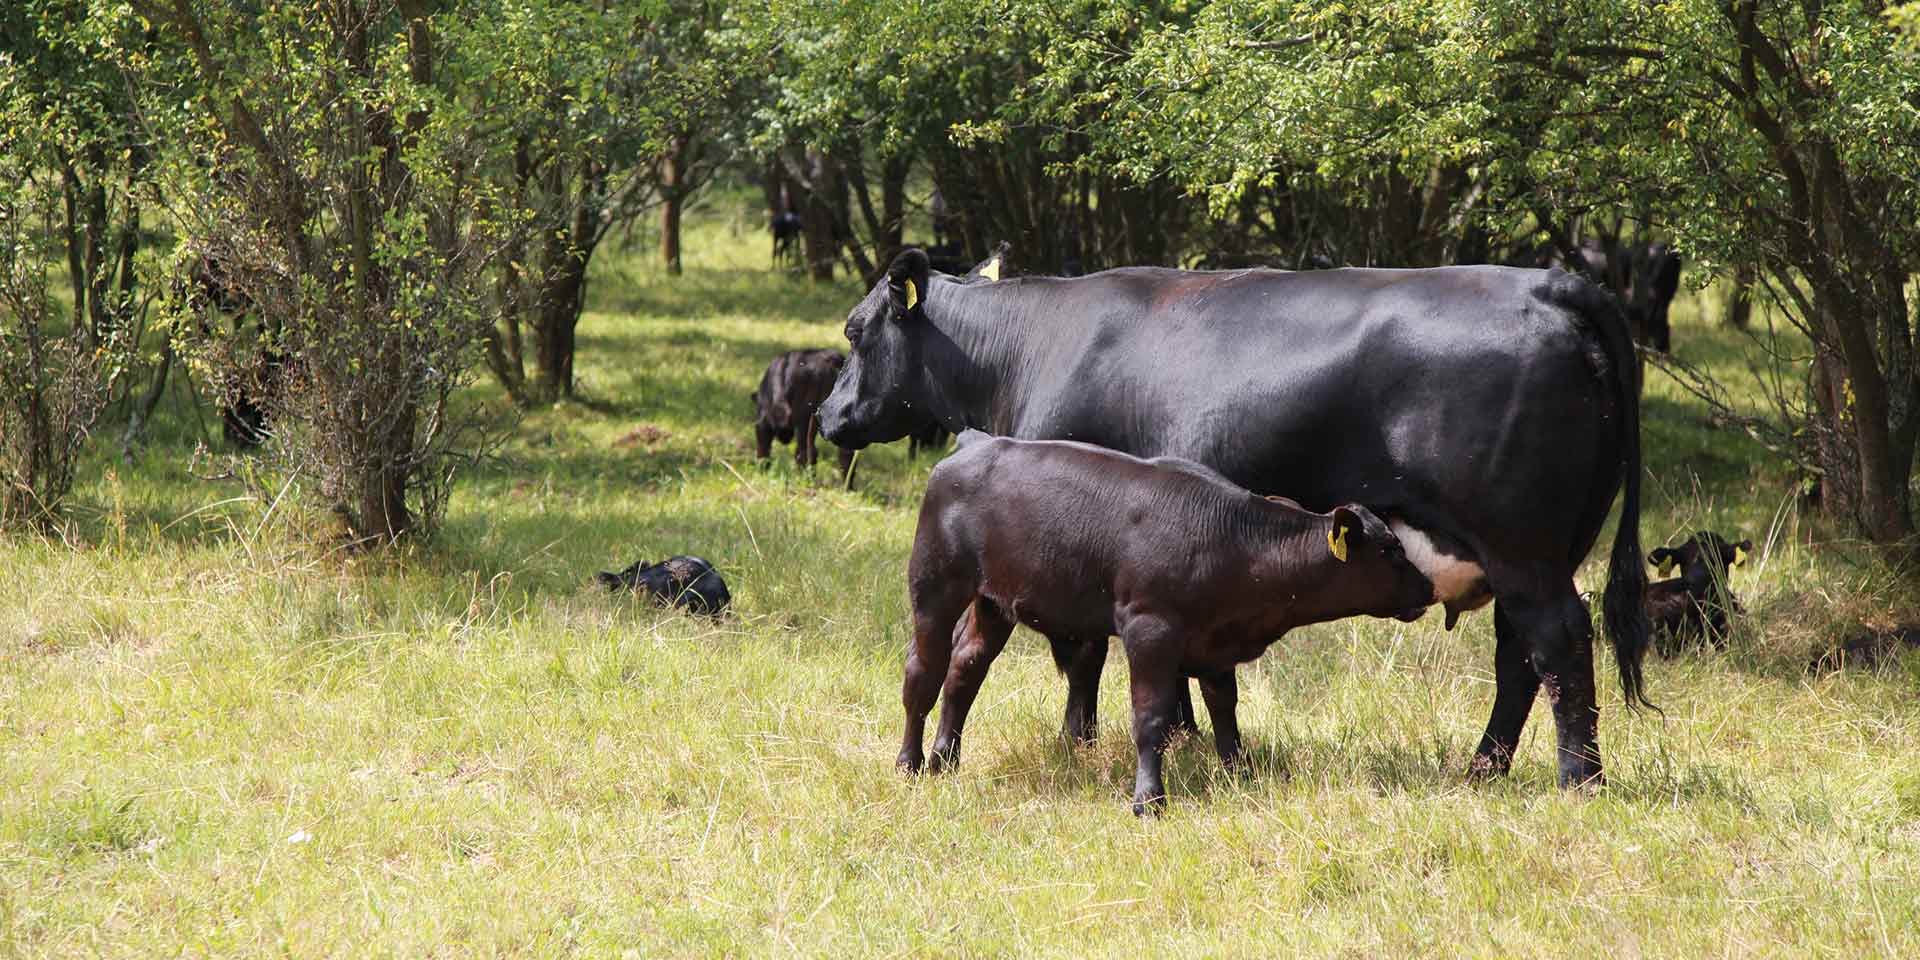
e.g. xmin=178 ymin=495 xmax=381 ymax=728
xmin=985 ymin=266 xmax=1624 ymax=574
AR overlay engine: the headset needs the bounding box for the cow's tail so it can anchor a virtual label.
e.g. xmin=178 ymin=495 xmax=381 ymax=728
xmin=1567 ymin=269 xmax=1656 ymax=711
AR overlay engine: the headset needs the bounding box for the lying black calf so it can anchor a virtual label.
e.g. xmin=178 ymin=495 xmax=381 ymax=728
xmin=1646 ymin=531 xmax=1749 ymax=655
xmin=597 ymin=556 xmax=732 ymax=617
xmin=904 ymin=431 xmax=1434 ymax=814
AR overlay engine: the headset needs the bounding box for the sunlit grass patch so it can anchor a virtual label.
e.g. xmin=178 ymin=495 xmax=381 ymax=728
xmin=3 ymin=217 xmax=1918 ymax=955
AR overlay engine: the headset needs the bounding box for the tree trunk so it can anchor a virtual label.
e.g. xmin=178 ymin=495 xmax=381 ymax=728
xmin=660 ymin=135 xmax=686 ymax=276
xmin=1724 ymin=264 xmax=1753 ymax=329
xmin=801 ymin=147 xmax=838 ymax=283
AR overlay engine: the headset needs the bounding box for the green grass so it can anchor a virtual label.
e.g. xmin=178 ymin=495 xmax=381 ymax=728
xmin=5 ymin=203 xmax=1920 ymax=956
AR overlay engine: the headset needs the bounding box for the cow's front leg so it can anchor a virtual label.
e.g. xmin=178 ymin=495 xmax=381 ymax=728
xmin=1120 ymin=615 xmax=1184 ymax=816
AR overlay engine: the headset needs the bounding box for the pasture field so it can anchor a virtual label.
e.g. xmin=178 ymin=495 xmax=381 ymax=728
xmin=4 ymin=200 xmax=1920 ymax=957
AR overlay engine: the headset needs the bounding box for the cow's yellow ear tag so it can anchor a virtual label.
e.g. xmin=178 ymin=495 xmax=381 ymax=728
xmin=1328 ymin=524 xmax=1349 ymax=562
xmin=1733 ymin=545 xmax=1748 ymax=567
xmin=904 ymin=279 xmax=918 ymax=311
xmin=980 ymin=258 xmax=1001 ymax=282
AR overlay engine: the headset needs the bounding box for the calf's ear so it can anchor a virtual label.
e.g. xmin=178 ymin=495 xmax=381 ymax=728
xmin=1733 ymin=540 xmax=1752 ymax=566
xmin=1648 ymin=548 xmax=1677 ymax=576
xmin=887 ymin=248 xmax=933 ymax=320
xmin=1328 ymin=506 xmax=1362 ymax=562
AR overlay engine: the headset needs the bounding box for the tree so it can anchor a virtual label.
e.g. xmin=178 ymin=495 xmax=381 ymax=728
xmin=125 ymin=0 xmax=512 ymax=545
xmin=977 ymin=0 xmax=1919 ymax=543
xmin=0 ymin=146 xmax=118 ymax=532
xmin=476 ymin=0 xmax=760 ymax=405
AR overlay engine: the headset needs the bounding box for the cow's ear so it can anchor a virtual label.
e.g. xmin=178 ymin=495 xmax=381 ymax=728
xmin=1328 ymin=506 xmax=1362 ymax=562
xmin=966 ymin=241 xmax=1011 ymax=282
xmin=887 ymin=248 xmax=932 ymax=321
xmin=1733 ymin=540 xmax=1752 ymax=566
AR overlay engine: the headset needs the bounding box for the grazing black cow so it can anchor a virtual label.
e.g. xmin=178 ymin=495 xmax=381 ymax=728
xmin=752 ymin=349 xmax=855 ymax=479
xmin=1646 ymin=531 xmax=1750 ymax=656
xmin=597 ymin=555 xmax=732 ymax=616
xmin=905 ymin=432 xmax=1434 ymax=813
xmin=771 ymin=209 xmax=803 ymax=270
xmin=820 ymin=248 xmax=1650 ymax=789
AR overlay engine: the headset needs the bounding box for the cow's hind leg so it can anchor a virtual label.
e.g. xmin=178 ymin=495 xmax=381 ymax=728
xmin=900 ymin=581 xmax=971 ymax=774
xmin=1470 ymin=601 xmax=1540 ymax=780
xmin=1481 ymin=589 xmax=1603 ymax=788
xmin=929 ymin=599 xmax=1015 ymax=772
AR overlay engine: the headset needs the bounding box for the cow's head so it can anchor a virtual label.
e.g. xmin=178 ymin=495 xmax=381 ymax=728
xmin=818 ymin=248 xmax=938 ymax=449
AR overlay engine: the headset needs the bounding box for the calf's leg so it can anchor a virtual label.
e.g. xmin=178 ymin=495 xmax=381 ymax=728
xmin=1054 ymin=635 xmax=1105 ymax=746
xmin=1194 ymin=669 xmax=1241 ymax=768
xmin=1119 ymin=616 xmax=1184 ymax=816
xmin=899 ymin=582 xmax=971 ymax=774
xmin=755 ymin=423 xmax=774 ymax=463
xmin=929 ymin=599 xmax=1015 ymax=772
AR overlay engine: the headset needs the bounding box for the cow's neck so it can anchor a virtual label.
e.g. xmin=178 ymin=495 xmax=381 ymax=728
xmin=922 ymin=278 xmax=1049 ymax=434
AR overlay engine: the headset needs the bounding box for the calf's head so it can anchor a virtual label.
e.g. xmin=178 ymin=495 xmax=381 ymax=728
xmin=1649 ymin=531 xmax=1750 ymax=586
xmin=818 ymin=249 xmax=940 ymax=448
xmin=1321 ymin=504 xmax=1434 ymax=623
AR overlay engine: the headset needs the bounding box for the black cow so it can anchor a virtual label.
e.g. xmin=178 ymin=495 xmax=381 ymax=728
xmin=598 ymin=556 xmax=731 ymax=617
xmin=906 ymin=431 xmax=1434 ymax=813
xmin=1564 ymin=241 xmax=1682 ymax=352
xmin=752 ymin=349 xmax=855 ymax=479
xmin=1646 ymin=531 xmax=1750 ymax=656
xmin=771 ymin=209 xmax=803 ymax=270
xmin=820 ymin=248 xmax=1650 ymax=789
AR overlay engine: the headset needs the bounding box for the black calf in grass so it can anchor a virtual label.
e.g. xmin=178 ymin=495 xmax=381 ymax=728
xmin=903 ymin=432 xmax=1433 ymax=814
xmin=1646 ymin=531 xmax=1750 ymax=655
xmin=598 ymin=556 xmax=731 ymax=617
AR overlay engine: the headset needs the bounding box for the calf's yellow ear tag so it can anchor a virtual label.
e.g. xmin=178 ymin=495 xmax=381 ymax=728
xmin=1733 ymin=545 xmax=1749 ymax=566
xmin=904 ymin=279 xmax=919 ymax=310
xmin=1658 ymin=557 xmax=1678 ymax=576
xmin=980 ymin=257 xmax=1001 ymax=282
xmin=1328 ymin=524 xmax=1349 ymax=562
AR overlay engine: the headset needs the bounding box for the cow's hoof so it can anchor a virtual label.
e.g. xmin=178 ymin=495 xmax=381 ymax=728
xmin=1467 ymin=750 xmax=1512 ymax=782
xmin=1131 ymin=795 xmax=1167 ymax=818
xmin=1557 ymin=756 xmax=1605 ymax=791
xmin=896 ymin=751 xmax=924 ymax=776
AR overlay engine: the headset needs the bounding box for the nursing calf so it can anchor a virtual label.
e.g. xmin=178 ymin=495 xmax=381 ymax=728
xmin=903 ymin=432 xmax=1434 ymax=814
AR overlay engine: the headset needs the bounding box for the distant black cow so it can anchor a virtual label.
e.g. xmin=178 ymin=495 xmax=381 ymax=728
xmin=183 ymin=252 xmax=280 ymax=447
xmin=1646 ymin=531 xmax=1750 ymax=655
xmin=1564 ymin=241 xmax=1682 ymax=352
xmin=753 ymin=349 xmax=855 ymax=478
xmin=598 ymin=555 xmax=731 ymax=616
xmin=903 ymin=432 xmax=1433 ymax=814
xmin=821 ymin=247 xmax=1649 ymax=789
xmin=771 ymin=209 xmax=803 ymax=270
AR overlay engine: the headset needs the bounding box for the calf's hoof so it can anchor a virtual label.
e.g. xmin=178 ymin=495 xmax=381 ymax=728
xmin=896 ymin=750 xmax=924 ymax=775
xmin=927 ymin=740 xmax=960 ymax=774
xmin=1131 ymin=794 xmax=1167 ymax=818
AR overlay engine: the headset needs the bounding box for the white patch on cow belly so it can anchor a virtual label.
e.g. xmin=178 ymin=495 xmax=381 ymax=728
xmin=1389 ymin=520 xmax=1486 ymax=604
